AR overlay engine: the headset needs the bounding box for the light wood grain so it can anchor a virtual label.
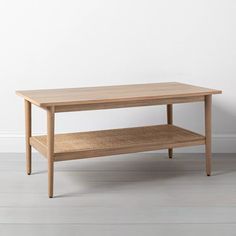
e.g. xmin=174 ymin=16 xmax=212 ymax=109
xmin=30 ymin=125 xmax=205 ymax=161
xmin=16 ymin=82 xmax=222 ymax=198
xmin=205 ymin=95 xmax=212 ymax=176
xmin=16 ymin=82 xmax=222 ymax=108
xmin=55 ymin=96 xmax=204 ymax=113
xmin=47 ymin=107 xmax=55 ymax=198
xmin=167 ymin=104 xmax=173 ymax=159
xmin=25 ymin=100 xmax=32 ymax=175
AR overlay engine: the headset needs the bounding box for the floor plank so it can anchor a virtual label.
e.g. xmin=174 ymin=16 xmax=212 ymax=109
xmin=2 ymin=206 xmax=236 ymax=224
xmin=1 ymin=224 xmax=236 ymax=236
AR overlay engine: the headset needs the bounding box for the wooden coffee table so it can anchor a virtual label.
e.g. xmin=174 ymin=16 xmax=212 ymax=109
xmin=16 ymin=82 xmax=222 ymax=198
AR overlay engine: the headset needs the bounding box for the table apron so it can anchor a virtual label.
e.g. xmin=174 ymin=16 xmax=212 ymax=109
xmin=53 ymin=96 xmax=205 ymax=113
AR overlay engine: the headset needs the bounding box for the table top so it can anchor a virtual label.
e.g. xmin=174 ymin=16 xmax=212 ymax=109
xmin=16 ymin=82 xmax=221 ymax=107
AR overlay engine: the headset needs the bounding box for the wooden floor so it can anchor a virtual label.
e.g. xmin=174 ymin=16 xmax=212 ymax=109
xmin=0 ymin=153 xmax=236 ymax=236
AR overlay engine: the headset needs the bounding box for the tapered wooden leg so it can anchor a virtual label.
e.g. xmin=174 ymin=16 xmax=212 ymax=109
xmin=167 ymin=104 xmax=173 ymax=159
xmin=25 ymin=100 xmax=32 ymax=175
xmin=205 ymin=95 xmax=212 ymax=176
xmin=47 ymin=107 xmax=55 ymax=198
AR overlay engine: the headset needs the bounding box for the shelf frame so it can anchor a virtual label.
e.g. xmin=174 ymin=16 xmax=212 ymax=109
xmin=29 ymin=125 xmax=205 ymax=162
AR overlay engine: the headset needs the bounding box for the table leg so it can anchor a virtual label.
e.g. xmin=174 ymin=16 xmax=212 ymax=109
xmin=205 ymin=95 xmax=212 ymax=176
xmin=167 ymin=104 xmax=173 ymax=159
xmin=47 ymin=107 xmax=55 ymax=198
xmin=25 ymin=100 xmax=32 ymax=175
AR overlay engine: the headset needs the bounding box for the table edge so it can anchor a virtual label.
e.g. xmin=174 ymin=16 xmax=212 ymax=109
xmin=16 ymin=83 xmax=222 ymax=108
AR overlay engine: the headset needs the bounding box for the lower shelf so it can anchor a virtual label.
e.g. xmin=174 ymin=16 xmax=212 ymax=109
xmin=30 ymin=125 xmax=205 ymax=161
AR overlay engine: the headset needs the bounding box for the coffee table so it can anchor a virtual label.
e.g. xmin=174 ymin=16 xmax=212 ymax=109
xmin=16 ymin=82 xmax=222 ymax=198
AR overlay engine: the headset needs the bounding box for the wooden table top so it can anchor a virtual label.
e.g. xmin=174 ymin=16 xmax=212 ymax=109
xmin=16 ymin=82 xmax=221 ymax=107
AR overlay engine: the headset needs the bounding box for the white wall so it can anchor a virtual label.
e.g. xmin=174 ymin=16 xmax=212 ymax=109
xmin=0 ymin=0 xmax=235 ymax=153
